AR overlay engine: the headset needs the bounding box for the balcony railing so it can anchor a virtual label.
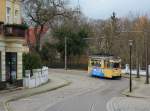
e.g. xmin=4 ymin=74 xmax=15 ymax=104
xmin=0 ymin=22 xmax=4 ymax=35
xmin=4 ymin=24 xmax=28 ymax=38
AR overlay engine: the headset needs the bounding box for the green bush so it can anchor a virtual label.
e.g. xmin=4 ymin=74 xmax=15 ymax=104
xmin=40 ymin=42 xmax=57 ymax=66
xmin=23 ymin=52 xmax=42 ymax=76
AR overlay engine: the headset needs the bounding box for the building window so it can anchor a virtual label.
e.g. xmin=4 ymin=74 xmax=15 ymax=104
xmin=7 ymin=7 xmax=11 ymax=15
xmin=6 ymin=7 xmax=11 ymax=23
xmin=14 ymin=10 xmax=19 ymax=23
xmin=15 ymin=10 xmax=18 ymax=16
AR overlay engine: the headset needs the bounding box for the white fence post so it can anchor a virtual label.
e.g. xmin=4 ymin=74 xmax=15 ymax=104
xmin=149 ymin=65 xmax=150 ymax=75
xmin=23 ymin=67 xmax=49 ymax=88
xmin=33 ymin=69 xmax=39 ymax=87
xmin=38 ymin=69 xmax=42 ymax=85
xmin=125 ymin=64 xmax=129 ymax=74
xmin=23 ymin=70 xmax=31 ymax=88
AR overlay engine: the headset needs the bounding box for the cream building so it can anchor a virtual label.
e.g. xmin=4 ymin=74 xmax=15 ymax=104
xmin=0 ymin=0 xmax=27 ymax=89
xmin=6 ymin=0 xmax=21 ymax=24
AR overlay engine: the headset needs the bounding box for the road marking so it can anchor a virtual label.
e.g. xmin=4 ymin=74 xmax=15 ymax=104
xmin=90 ymin=103 xmax=95 ymax=111
xmin=22 ymin=99 xmax=32 ymax=101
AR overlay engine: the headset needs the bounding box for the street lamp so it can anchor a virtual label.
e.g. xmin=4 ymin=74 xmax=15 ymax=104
xmin=145 ymin=32 xmax=149 ymax=84
xmin=129 ymin=40 xmax=133 ymax=92
xmin=65 ymin=37 xmax=67 ymax=70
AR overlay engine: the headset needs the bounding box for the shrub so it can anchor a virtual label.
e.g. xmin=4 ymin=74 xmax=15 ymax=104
xmin=40 ymin=42 xmax=57 ymax=66
xmin=23 ymin=52 xmax=42 ymax=76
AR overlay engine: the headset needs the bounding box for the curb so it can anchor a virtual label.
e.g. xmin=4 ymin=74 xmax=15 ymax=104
xmin=3 ymin=78 xmax=71 ymax=111
xmin=121 ymin=90 xmax=146 ymax=98
xmin=122 ymin=74 xmax=140 ymax=79
xmin=121 ymin=75 xmax=150 ymax=98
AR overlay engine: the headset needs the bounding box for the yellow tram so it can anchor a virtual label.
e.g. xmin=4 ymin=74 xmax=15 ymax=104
xmin=88 ymin=55 xmax=121 ymax=78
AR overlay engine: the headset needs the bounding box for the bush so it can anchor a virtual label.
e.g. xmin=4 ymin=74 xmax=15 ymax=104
xmin=40 ymin=42 xmax=57 ymax=66
xmin=23 ymin=52 xmax=42 ymax=76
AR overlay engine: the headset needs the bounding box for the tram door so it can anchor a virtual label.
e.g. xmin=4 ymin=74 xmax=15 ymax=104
xmin=6 ymin=53 xmax=17 ymax=83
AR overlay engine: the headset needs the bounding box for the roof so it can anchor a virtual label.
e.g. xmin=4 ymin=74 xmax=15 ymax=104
xmin=89 ymin=54 xmax=121 ymax=61
xmin=90 ymin=53 xmax=114 ymax=57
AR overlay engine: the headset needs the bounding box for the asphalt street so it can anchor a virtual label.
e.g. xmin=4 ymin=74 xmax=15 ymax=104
xmin=9 ymin=69 xmax=128 ymax=111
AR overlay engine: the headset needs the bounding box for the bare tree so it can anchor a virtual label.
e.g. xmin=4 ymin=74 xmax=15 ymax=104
xmin=23 ymin=0 xmax=73 ymax=52
xmin=87 ymin=13 xmax=150 ymax=68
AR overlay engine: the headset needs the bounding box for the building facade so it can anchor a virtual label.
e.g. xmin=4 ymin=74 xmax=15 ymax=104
xmin=0 ymin=0 xmax=6 ymax=22
xmin=0 ymin=0 xmax=27 ymax=89
xmin=0 ymin=0 xmax=21 ymax=24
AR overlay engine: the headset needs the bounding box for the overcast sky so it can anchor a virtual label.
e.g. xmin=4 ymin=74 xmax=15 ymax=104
xmin=71 ymin=0 xmax=150 ymax=19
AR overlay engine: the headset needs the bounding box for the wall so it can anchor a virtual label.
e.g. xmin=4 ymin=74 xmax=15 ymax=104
xmin=0 ymin=0 xmax=6 ymax=22
xmin=5 ymin=38 xmax=25 ymax=82
xmin=0 ymin=41 xmax=6 ymax=82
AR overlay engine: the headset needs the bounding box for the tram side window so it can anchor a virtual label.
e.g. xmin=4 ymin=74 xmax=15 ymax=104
xmin=95 ymin=61 xmax=101 ymax=67
xmin=91 ymin=61 xmax=101 ymax=67
xmin=91 ymin=61 xmax=94 ymax=66
xmin=104 ymin=61 xmax=112 ymax=68
xmin=104 ymin=61 xmax=108 ymax=68
xmin=110 ymin=63 xmax=113 ymax=68
xmin=113 ymin=63 xmax=120 ymax=68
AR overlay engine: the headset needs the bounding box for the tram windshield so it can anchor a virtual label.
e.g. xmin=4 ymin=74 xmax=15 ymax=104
xmin=113 ymin=63 xmax=120 ymax=68
xmin=91 ymin=60 xmax=101 ymax=67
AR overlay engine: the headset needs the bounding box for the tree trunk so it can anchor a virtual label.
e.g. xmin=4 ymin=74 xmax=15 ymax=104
xmin=35 ymin=25 xmax=44 ymax=53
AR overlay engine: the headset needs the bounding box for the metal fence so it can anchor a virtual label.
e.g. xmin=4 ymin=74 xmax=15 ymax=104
xmin=48 ymin=56 xmax=88 ymax=70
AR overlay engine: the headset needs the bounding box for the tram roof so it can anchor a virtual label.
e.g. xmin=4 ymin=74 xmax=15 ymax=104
xmin=89 ymin=55 xmax=121 ymax=60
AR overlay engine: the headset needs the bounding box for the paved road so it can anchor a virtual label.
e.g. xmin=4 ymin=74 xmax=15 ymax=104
xmin=9 ymin=69 xmax=128 ymax=111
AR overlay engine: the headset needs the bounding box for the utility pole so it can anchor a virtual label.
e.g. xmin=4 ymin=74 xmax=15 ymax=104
xmin=65 ymin=37 xmax=67 ymax=70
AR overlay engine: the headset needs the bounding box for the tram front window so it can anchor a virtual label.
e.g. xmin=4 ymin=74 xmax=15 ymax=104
xmin=96 ymin=62 xmax=101 ymax=67
xmin=91 ymin=61 xmax=101 ymax=67
xmin=113 ymin=63 xmax=120 ymax=68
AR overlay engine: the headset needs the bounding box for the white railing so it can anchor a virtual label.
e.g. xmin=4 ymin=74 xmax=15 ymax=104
xmin=23 ymin=67 xmax=49 ymax=88
xmin=122 ymin=64 xmax=150 ymax=76
xmin=122 ymin=69 xmax=147 ymax=75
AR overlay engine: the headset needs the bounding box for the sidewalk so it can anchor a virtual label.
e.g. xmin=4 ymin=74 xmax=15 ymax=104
xmin=107 ymin=74 xmax=150 ymax=111
xmin=0 ymin=74 xmax=71 ymax=111
xmin=107 ymin=97 xmax=150 ymax=111
xmin=122 ymin=74 xmax=150 ymax=98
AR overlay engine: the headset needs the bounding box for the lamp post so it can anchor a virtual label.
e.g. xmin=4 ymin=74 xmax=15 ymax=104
xmin=129 ymin=40 xmax=133 ymax=92
xmin=145 ymin=32 xmax=149 ymax=84
xmin=65 ymin=37 xmax=67 ymax=70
